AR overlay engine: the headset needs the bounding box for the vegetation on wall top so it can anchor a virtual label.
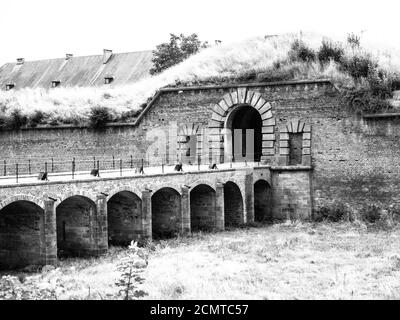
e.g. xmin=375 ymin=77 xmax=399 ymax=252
xmin=1 ymin=32 xmax=400 ymax=130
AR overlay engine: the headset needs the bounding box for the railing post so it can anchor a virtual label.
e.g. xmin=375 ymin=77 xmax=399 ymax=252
xmin=198 ymin=154 xmax=200 ymax=171
xmin=119 ymin=158 xmax=122 ymax=176
xmin=28 ymin=159 xmax=31 ymax=175
xmin=51 ymin=158 xmax=54 ymax=173
xmin=16 ymin=163 xmax=18 ymax=183
xmin=93 ymin=156 xmax=96 ymax=169
xmin=3 ymin=160 xmax=6 ymax=176
xmin=112 ymin=155 xmax=115 ymax=170
xmin=130 ymin=155 xmax=133 ymax=169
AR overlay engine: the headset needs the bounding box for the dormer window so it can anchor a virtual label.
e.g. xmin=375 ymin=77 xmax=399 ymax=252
xmin=104 ymin=76 xmax=114 ymax=84
xmin=51 ymin=80 xmax=61 ymax=88
xmin=5 ymin=83 xmax=15 ymax=91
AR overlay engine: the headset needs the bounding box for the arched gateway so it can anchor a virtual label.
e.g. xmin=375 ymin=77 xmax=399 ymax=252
xmin=208 ymin=88 xmax=276 ymax=163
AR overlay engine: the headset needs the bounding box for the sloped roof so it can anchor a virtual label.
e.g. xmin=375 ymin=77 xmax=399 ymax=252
xmin=0 ymin=50 xmax=153 ymax=90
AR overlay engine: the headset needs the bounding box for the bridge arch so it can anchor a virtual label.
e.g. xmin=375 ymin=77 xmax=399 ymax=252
xmin=190 ymin=179 xmax=216 ymax=192
xmin=56 ymin=195 xmax=97 ymax=257
xmin=151 ymin=187 xmax=181 ymax=239
xmin=57 ymin=191 xmax=97 ymax=207
xmin=107 ymin=190 xmax=143 ymax=246
xmin=107 ymin=186 xmax=142 ymax=201
xmin=190 ymin=183 xmax=216 ymax=232
xmin=0 ymin=194 xmax=44 ymax=211
xmin=254 ymin=179 xmax=273 ymax=222
xmin=151 ymin=183 xmax=181 ymax=195
xmin=223 ymin=181 xmax=244 ymax=227
xmin=0 ymin=200 xmax=45 ymax=269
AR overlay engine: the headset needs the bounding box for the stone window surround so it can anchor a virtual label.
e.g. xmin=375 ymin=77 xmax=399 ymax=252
xmin=277 ymin=119 xmax=311 ymax=166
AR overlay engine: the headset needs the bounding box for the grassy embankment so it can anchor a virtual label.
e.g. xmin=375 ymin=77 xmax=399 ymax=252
xmin=1 ymin=32 xmax=400 ymax=127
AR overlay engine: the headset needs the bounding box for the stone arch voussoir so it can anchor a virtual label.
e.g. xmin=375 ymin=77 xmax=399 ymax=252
xmin=0 ymin=194 xmax=44 ymax=211
xmin=106 ymin=185 xmax=142 ymax=201
xmin=151 ymin=183 xmax=182 ymax=196
xmin=190 ymin=179 xmax=216 ymax=193
xmin=57 ymin=191 xmax=97 ymax=207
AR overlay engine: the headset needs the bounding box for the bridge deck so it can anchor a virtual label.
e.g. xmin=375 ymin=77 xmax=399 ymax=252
xmin=0 ymin=162 xmax=263 ymax=187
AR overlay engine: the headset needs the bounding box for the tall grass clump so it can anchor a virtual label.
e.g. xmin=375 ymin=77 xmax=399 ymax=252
xmin=317 ymin=39 xmax=344 ymax=64
xmin=288 ymin=39 xmax=316 ymax=63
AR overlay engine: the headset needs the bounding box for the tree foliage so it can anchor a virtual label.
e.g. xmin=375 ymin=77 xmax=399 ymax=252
xmin=150 ymin=33 xmax=208 ymax=75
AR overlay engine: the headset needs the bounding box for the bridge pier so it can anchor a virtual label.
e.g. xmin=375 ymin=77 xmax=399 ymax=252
xmin=215 ymin=182 xmax=225 ymax=231
xmin=94 ymin=195 xmax=108 ymax=255
xmin=141 ymin=189 xmax=152 ymax=241
xmin=43 ymin=199 xmax=57 ymax=265
xmin=244 ymin=171 xmax=255 ymax=224
xmin=181 ymin=186 xmax=191 ymax=235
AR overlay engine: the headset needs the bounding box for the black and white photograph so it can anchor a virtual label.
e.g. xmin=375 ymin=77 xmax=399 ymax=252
xmin=0 ymin=0 xmax=400 ymax=308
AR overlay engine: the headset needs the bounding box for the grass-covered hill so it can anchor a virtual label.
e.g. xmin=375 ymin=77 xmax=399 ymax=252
xmin=1 ymin=32 xmax=400 ymax=129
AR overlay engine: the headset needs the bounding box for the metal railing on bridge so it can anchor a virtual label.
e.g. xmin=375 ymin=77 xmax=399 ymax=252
xmin=1 ymin=153 xmax=262 ymax=184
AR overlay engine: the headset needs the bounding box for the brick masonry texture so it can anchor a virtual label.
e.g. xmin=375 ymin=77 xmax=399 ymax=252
xmin=1 ymin=79 xmax=397 ymax=267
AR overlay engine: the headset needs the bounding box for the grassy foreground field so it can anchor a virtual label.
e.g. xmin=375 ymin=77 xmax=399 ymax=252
xmin=1 ymin=222 xmax=400 ymax=300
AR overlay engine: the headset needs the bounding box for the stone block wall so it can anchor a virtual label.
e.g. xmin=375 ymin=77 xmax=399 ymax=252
xmin=270 ymin=168 xmax=312 ymax=221
xmin=1 ymin=78 xmax=400 ymax=236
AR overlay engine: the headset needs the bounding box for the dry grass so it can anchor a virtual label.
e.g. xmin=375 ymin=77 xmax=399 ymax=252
xmin=1 ymin=222 xmax=400 ymax=300
xmin=1 ymin=32 xmax=400 ymax=125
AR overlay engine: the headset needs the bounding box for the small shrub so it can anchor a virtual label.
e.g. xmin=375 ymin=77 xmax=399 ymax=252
xmin=28 ymin=110 xmax=46 ymax=127
xmin=317 ymin=39 xmax=344 ymax=64
xmin=389 ymin=75 xmax=400 ymax=91
xmin=288 ymin=39 xmax=316 ymax=63
xmin=256 ymin=66 xmax=295 ymax=82
xmin=103 ymin=92 xmax=112 ymax=100
xmin=369 ymin=77 xmax=392 ymax=99
xmin=8 ymin=109 xmax=27 ymax=129
xmin=49 ymin=118 xmax=60 ymax=126
xmin=0 ymin=115 xmax=7 ymax=131
xmin=347 ymin=33 xmax=361 ymax=51
xmin=235 ymin=69 xmax=257 ymax=82
xmin=340 ymin=54 xmax=378 ymax=80
xmin=0 ymin=275 xmax=57 ymax=300
xmin=115 ymin=241 xmax=148 ymax=300
xmin=89 ymin=106 xmax=111 ymax=129
xmin=362 ymin=204 xmax=381 ymax=223
xmin=314 ymin=203 xmax=347 ymax=222
xmin=344 ymin=88 xmax=392 ymax=114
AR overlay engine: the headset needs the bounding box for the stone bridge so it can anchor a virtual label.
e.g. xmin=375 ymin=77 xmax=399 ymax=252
xmin=0 ymin=164 xmax=294 ymax=269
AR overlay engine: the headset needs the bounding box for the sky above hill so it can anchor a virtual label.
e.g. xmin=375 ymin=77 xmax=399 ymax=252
xmin=0 ymin=0 xmax=399 ymax=66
